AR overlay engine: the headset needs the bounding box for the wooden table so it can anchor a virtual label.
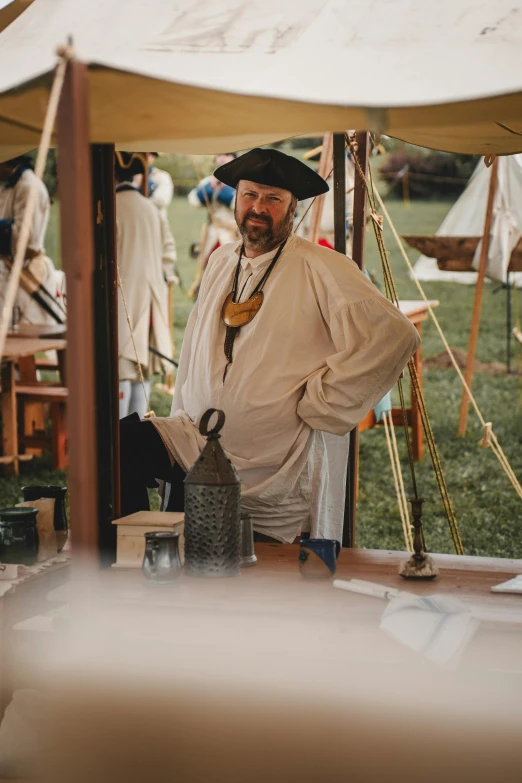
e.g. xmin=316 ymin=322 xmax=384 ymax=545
xmin=1 ymin=546 xmax=521 ymax=781
xmin=0 ymin=556 xmax=70 ymax=718
xmin=1 ymin=545 xmax=519 ymax=702
xmin=1 ymin=335 xmax=67 ymax=473
xmin=98 ymin=544 xmax=522 ymax=658
xmin=359 ymin=299 xmax=439 ymax=460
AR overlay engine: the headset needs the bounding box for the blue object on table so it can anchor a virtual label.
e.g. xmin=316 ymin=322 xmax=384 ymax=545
xmin=373 ymin=390 xmax=392 ymax=423
xmin=299 ymin=538 xmax=341 ymax=579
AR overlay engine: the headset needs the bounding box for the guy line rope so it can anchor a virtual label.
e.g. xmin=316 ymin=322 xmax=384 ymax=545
xmin=348 ymin=139 xmax=463 ymax=555
xmin=347 ymin=133 xmax=522 ymax=509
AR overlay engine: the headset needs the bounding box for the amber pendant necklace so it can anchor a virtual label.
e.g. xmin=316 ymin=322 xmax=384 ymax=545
xmin=221 ymin=240 xmax=287 ymax=366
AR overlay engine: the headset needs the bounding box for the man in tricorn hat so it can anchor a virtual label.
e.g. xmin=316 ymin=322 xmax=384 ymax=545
xmin=120 ymin=147 xmax=419 ymax=543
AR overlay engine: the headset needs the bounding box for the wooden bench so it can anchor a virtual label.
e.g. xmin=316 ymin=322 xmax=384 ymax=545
xmin=16 ymin=384 xmax=68 ymax=469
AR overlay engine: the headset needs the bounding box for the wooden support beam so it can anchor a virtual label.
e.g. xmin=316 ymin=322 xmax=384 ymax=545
xmin=1 ymin=362 xmax=18 ymax=475
xmin=342 ymin=131 xmax=370 ymax=548
xmin=57 ymin=58 xmax=98 ymax=558
xmin=457 ymin=157 xmax=499 ymax=437
xmin=308 ymin=133 xmax=333 ymax=244
xmin=92 ymin=144 xmax=119 ymax=564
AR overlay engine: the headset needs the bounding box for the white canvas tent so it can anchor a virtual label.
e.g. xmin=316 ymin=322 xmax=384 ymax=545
xmin=413 ymin=155 xmax=522 ymax=285
xmin=0 ymin=0 xmax=521 ymax=159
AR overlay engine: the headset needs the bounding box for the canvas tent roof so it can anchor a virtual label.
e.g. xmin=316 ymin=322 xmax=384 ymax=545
xmin=0 ymin=0 xmax=521 ymax=159
xmin=413 ymin=155 xmax=522 ymax=285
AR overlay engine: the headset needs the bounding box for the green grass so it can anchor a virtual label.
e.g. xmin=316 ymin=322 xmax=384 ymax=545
xmin=7 ymin=193 xmax=522 ymax=558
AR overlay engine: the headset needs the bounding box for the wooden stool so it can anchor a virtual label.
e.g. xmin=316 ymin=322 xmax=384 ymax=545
xmin=16 ymin=385 xmax=68 ymax=469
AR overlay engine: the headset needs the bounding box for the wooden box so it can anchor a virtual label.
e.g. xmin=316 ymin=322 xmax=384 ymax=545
xmin=111 ymin=511 xmax=185 ymax=568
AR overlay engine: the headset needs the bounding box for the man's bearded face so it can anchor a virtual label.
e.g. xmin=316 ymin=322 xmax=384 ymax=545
xmin=235 ymin=180 xmax=297 ymax=253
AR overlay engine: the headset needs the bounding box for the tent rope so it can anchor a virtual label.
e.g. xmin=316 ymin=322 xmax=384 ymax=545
xmin=360 ymin=141 xmax=522 ymax=506
xmin=187 ymin=155 xmax=220 ymax=299
xmin=383 ymin=411 xmax=413 ymax=551
xmin=116 ymin=263 xmax=154 ymax=418
xmin=294 ymin=166 xmax=335 ymax=234
xmin=0 ymin=44 xmax=72 ymax=360
xmin=346 ymin=132 xmax=464 ymax=554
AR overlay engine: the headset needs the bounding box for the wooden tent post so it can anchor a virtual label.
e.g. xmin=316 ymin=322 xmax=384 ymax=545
xmin=308 ymin=133 xmax=333 ymax=243
xmin=92 ymin=144 xmax=119 ymax=564
xmin=457 ymin=157 xmax=499 ymax=436
xmin=57 ymin=58 xmax=98 ymax=557
xmin=341 ymin=131 xmax=369 ymax=548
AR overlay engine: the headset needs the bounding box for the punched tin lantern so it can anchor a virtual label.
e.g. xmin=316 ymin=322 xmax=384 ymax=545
xmin=184 ymin=408 xmax=241 ymax=577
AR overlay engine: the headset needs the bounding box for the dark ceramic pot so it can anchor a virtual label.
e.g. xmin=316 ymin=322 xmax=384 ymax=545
xmin=0 ymin=507 xmax=39 ymax=565
xmin=21 ymin=485 xmax=68 ymax=551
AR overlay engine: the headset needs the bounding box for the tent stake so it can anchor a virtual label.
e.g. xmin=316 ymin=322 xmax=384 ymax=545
xmin=457 ymin=157 xmax=499 ymax=437
xmin=57 ymin=57 xmax=99 ymax=557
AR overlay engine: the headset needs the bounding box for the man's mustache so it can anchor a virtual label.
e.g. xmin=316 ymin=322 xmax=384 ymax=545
xmin=243 ymin=212 xmax=272 ymax=227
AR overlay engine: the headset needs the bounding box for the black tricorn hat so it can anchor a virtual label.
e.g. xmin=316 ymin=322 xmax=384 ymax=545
xmin=213 ymin=147 xmax=329 ymax=201
xmin=115 ymin=151 xmax=146 ymax=179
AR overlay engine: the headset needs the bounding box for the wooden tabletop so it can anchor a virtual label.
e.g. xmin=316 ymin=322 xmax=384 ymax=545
xmin=398 ymin=299 xmax=439 ymax=320
xmin=89 ymin=545 xmax=522 ymax=623
xmin=3 ymin=547 xmax=520 ymax=782
xmin=7 ymin=323 xmax=67 ymax=339
xmin=2 ymin=336 xmax=67 ymax=360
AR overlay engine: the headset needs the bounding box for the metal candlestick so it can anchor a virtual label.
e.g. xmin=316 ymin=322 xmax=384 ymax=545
xmin=398 ymin=497 xmax=439 ymax=580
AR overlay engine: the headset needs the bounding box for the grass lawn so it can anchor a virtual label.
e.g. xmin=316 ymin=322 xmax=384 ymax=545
xmin=5 ymin=190 xmax=522 ymax=559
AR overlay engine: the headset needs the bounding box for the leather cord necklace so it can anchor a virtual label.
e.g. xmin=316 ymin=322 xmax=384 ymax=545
xmin=221 ymin=239 xmax=287 ymax=368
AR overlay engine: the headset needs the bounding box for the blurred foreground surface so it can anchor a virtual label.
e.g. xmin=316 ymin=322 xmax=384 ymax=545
xmin=0 ymin=545 xmax=521 ymax=782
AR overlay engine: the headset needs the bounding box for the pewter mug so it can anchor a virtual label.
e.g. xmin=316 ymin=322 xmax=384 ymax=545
xmin=240 ymin=513 xmax=257 ymax=568
xmin=142 ymin=532 xmax=181 ymax=584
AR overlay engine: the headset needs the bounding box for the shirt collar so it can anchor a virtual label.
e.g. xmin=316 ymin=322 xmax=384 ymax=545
xmin=235 ymin=233 xmax=294 ymax=272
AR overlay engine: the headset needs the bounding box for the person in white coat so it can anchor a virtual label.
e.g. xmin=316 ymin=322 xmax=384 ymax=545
xmin=146 ymin=152 xmax=180 ymax=287
xmin=115 ymin=152 xmax=173 ymax=419
xmin=188 ymin=152 xmax=240 ymax=298
xmin=0 ymin=155 xmax=63 ymax=326
xmin=119 ymin=148 xmax=420 ymax=541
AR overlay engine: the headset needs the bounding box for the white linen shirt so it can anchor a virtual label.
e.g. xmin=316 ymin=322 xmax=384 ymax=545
xmin=152 ymin=234 xmax=420 ymax=542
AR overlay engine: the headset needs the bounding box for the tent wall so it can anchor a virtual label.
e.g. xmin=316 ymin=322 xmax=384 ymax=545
xmin=0 ymin=1 xmax=522 ymax=156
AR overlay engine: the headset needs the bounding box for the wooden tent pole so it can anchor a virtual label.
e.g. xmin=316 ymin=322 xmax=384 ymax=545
xmin=457 ymin=157 xmax=499 ymax=437
xmin=57 ymin=58 xmax=98 ymax=557
xmin=308 ymin=133 xmax=333 ymax=243
xmin=92 ymin=144 xmax=119 ymax=564
xmin=342 ymin=131 xmax=369 ymax=548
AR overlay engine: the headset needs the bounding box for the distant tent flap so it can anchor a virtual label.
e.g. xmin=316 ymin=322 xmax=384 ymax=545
xmin=412 ymin=156 xmax=522 ymax=286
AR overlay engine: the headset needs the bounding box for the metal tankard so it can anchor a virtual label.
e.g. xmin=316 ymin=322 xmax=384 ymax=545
xmin=142 ymin=531 xmax=182 ymax=583
xmin=184 ymin=409 xmax=241 ymax=578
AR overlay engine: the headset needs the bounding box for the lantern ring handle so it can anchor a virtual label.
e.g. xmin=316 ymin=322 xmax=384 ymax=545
xmin=199 ymin=408 xmax=225 ymax=437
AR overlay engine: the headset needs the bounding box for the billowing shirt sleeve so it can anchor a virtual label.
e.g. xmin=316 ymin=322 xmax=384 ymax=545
xmin=296 ymin=295 xmax=420 ymax=435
